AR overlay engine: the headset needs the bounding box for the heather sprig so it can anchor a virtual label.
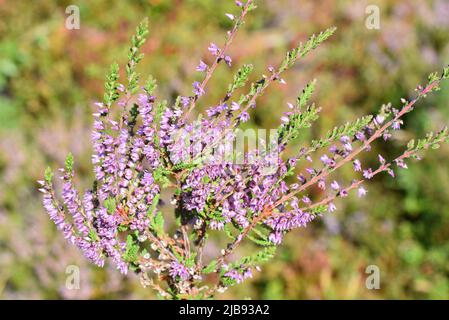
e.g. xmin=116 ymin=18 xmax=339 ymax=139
xmin=40 ymin=1 xmax=449 ymax=299
xmin=127 ymin=18 xmax=149 ymax=94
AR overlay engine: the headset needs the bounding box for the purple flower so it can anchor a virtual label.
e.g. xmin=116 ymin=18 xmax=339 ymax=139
xmin=392 ymin=120 xmax=403 ymax=130
xmin=196 ymin=60 xmax=208 ymax=72
xmin=224 ymin=55 xmax=232 ymax=67
xmin=281 ymin=116 xmax=290 ymax=124
xmin=363 ymin=168 xmax=373 ymax=179
xmin=297 ymin=174 xmax=306 ymax=184
xmin=41 ymin=13 xmax=448 ymax=297
xmin=358 ymin=186 xmax=367 ymax=197
xmin=343 ymin=143 xmax=353 ymax=152
xmin=306 ymin=168 xmax=316 ymax=175
xmin=318 ymin=179 xmax=326 ymax=190
xmin=238 ymin=111 xmax=250 ymax=123
xmin=170 ymin=261 xmax=190 ymax=281
xmin=353 ymin=159 xmax=362 ymax=172
xmin=331 ymin=180 xmax=340 ymax=191
xmin=355 ymin=131 xmax=366 ymax=141
xmin=387 ymin=169 xmax=395 ymax=178
xmin=193 ymin=81 xmax=205 ymax=97
xmin=340 ymin=136 xmax=350 ymax=144
xmin=225 ymin=13 xmax=235 ymax=20
xmin=320 ymin=154 xmax=330 ymax=165
xmin=268 ymin=232 xmax=283 ymax=245
xmin=208 ymin=43 xmax=220 ymax=56
xmin=375 ymin=115 xmax=385 ymax=125
xmin=302 ymin=196 xmax=311 ymax=204
xmin=231 ymin=102 xmax=240 ymax=110
xmin=224 ymin=268 xmax=253 ymax=284
xmin=180 ymin=96 xmax=191 ymax=107
xmin=395 ymin=159 xmax=408 ymax=169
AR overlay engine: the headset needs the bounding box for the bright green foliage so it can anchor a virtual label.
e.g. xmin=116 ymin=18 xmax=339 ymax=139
xmin=278 ymin=106 xmax=320 ymax=145
xmin=147 ymin=193 xmax=160 ymax=216
xmin=297 ymin=79 xmax=316 ymax=110
xmin=443 ymin=66 xmax=449 ymax=79
xmin=150 ymin=211 xmax=165 ymax=237
xmin=202 ymin=260 xmax=217 ymax=274
xmin=277 ymin=80 xmax=321 ymax=145
xmin=247 ymin=1 xmax=257 ymax=12
xmin=103 ymin=62 xmax=120 ymax=107
xmin=153 ymin=166 xmax=171 ymax=187
xmin=239 ymin=78 xmax=265 ymax=105
xmin=247 ymin=226 xmax=271 ymax=246
xmin=310 ymin=205 xmax=329 ymax=215
xmin=148 ymin=194 xmax=164 ymax=237
xmin=65 ymin=153 xmax=74 ymax=173
xmin=407 ymin=127 xmax=449 ymax=154
xmin=124 ymin=234 xmax=140 ymax=263
xmin=228 ymin=64 xmax=254 ymax=94
xmin=184 ymin=253 xmax=197 ymax=268
xmin=88 ymin=229 xmax=99 ymax=242
xmin=221 ymin=246 xmax=277 ymax=285
xmin=44 ymin=167 xmax=53 ymax=184
xmin=104 ymin=197 xmax=117 ymax=214
xmin=6 ymin=0 xmax=449 ymax=299
xmin=310 ymin=115 xmax=373 ymax=150
xmin=242 ymin=246 xmax=277 ymax=266
xmin=299 ymin=27 xmax=337 ymax=57
xmin=127 ymin=18 xmax=149 ymax=94
xmin=228 ymin=246 xmax=277 ymax=270
xmin=280 ymin=27 xmax=336 ymax=72
xmin=223 ymin=224 xmax=236 ymax=241
xmin=144 ymin=75 xmax=157 ymax=95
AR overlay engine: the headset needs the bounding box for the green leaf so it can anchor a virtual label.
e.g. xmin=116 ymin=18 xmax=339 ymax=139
xmin=203 ymin=260 xmax=217 ymax=274
xmin=232 ymin=246 xmax=277 ymax=268
xmin=223 ymin=224 xmax=236 ymax=240
xmin=124 ymin=234 xmax=140 ymax=263
xmin=65 ymin=153 xmax=74 ymax=172
xmin=228 ymin=64 xmax=254 ymax=93
xmin=44 ymin=167 xmax=53 ymax=184
xmin=185 ymin=253 xmax=197 ymax=268
xmin=310 ymin=115 xmax=373 ymax=150
xmin=247 ymin=226 xmax=271 ymax=246
xmin=88 ymin=229 xmax=99 ymax=242
xmin=277 ymin=90 xmax=321 ymax=146
xmin=247 ymin=234 xmax=271 ymax=246
xmin=144 ymin=75 xmax=157 ymax=95
xmin=127 ymin=18 xmax=150 ymax=93
xmin=280 ymin=26 xmax=336 ymax=72
xmin=147 ymin=193 xmax=160 ymax=217
xmin=297 ymin=79 xmax=316 ymax=110
xmin=407 ymin=139 xmax=415 ymax=150
xmin=103 ymin=62 xmax=120 ymax=107
xmin=104 ymin=197 xmax=117 ymax=214
xmin=310 ymin=205 xmax=328 ymax=215
xmin=442 ymin=66 xmax=449 ymax=80
xmin=150 ymin=211 xmax=165 ymax=237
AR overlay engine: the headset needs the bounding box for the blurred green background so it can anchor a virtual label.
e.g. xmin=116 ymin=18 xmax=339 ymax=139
xmin=1 ymin=0 xmax=449 ymax=299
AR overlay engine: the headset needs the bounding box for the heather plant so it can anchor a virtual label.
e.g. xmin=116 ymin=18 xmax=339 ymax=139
xmin=39 ymin=0 xmax=449 ymax=299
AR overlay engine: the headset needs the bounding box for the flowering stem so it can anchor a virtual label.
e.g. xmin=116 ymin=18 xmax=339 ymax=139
xmin=181 ymin=0 xmax=254 ymax=122
xmin=215 ymin=79 xmax=440 ymax=270
xmin=272 ymin=80 xmax=439 ymax=208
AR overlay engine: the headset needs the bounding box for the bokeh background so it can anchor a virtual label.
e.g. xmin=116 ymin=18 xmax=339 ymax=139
xmin=1 ymin=0 xmax=449 ymax=299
